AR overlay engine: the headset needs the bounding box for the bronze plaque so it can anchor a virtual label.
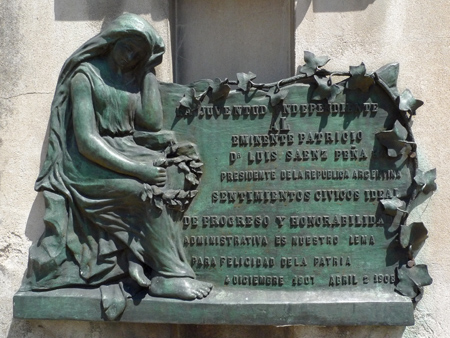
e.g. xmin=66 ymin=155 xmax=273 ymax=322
xmin=14 ymin=15 xmax=434 ymax=326
xmin=165 ymin=61 xmax=433 ymax=304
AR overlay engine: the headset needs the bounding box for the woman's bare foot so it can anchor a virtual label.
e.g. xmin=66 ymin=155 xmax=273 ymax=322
xmin=129 ymin=260 xmax=151 ymax=287
xmin=149 ymin=276 xmax=213 ymax=300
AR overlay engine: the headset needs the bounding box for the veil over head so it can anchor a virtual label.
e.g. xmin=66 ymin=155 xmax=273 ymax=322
xmin=36 ymin=13 xmax=165 ymax=191
xmin=26 ymin=14 xmax=205 ymax=320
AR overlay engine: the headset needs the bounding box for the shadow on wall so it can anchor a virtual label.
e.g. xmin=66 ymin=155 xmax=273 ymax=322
xmin=24 ymin=194 xmax=46 ymax=243
xmin=22 ymin=118 xmax=52 ymax=244
xmin=313 ymin=0 xmax=376 ymax=12
xmin=54 ymin=0 xmax=375 ymax=25
xmin=296 ymin=0 xmax=376 ymax=26
xmin=54 ymin=0 xmax=167 ymax=26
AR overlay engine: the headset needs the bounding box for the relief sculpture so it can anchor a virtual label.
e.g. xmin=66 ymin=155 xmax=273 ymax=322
xmin=22 ymin=13 xmax=211 ymax=319
xmin=16 ymin=13 xmax=435 ymax=325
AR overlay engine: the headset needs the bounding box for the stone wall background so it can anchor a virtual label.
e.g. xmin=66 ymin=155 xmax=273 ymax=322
xmin=1 ymin=0 xmax=448 ymax=337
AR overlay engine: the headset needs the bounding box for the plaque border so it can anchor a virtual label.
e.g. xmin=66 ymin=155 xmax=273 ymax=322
xmin=14 ymin=288 xmax=414 ymax=325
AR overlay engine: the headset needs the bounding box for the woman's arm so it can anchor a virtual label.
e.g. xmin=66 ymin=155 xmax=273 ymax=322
xmin=71 ymin=72 xmax=166 ymax=185
xmin=136 ymin=72 xmax=163 ymax=131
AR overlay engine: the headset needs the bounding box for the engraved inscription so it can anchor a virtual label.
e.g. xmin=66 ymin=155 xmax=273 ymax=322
xmin=184 ymin=235 xmax=269 ymax=247
xmin=329 ymin=275 xmax=358 ymax=286
xmin=178 ymin=77 xmax=419 ymax=297
xmin=225 ymin=275 xmax=285 ymax=287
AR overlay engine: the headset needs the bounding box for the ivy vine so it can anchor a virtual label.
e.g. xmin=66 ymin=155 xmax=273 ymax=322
xmin=174 ymin=52 xmax=434 ymax=302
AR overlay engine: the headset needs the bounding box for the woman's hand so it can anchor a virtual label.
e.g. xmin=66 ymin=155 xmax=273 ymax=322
xmin=135 ymin=162 xmax=167 ymax=186
xmin=136 ymin=72 xmax=163 ymax=132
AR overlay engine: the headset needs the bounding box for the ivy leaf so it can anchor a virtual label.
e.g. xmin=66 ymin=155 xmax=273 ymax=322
xmin=396 ymin=265 xmax=432 ymax=301
xmin=236 ymin=71 xmax=257 ymax=92
xmin=190 ymin=161 xmax=204 ymax=168
xmin=186 ymin=172 xmax=199 ymax=186
xmin=190 ymin=167 xmax=203 ymax=175
xmin=299 ymin=51 xmax=330 ymax=77
xmin=140 ymin=184 xmax=153 ymax=202
xmin=178 ymin=88 xmax=201 ymax=112
xmin=400 ymin=222 xmax=428 ymax=258
xmin=374 ymin=63 xmax=400 ymax=99
xmin=406 ymin=264 xmax=433 ymax=287
xmin=140 ymin=191 xmax=148 ymax=202
xmin=172 ymin=156 xmax=190 ymax=164
xmin=398 ymin=89 xmax=423 ymax=116
xmin=152 ymin=186 xmax=163 ymax=196
xmin=380 ymin=197 xmax=405 ymax=216
xmin=395 ymin=266 xmax=420 ymax=299
xmin=162 ymin=189 xmax=179 ymax=201
xmin=266 ymin=87 xmax=289 ymax=107
xmin=312 ymin=76 xmax=343 ymax=102
xmin=376 ymin=120 xmax=415 ymax=157
xmin=177 ymin=190 xmax=189 ymax=199
xmin=346 ymin=63 xmax=374 ymax=92
xmin=177 ymin=162 xmax=190 ymax=173
xmin=153 ymin=196 xmax=164 ymax=210
xmin=188 ymin=190 xmax=198 ymax=198
xmin=171 ymin=141 xmax=199 ymax=158
xmin=380 ymin=197 xmax=406 ymax=231
xmin=415 ymin=169 xmax=437 ymax=194
xmin=208 ymin=78 xmax=231 ymax=103
xmin=414 ymin=169 xmax=437 ymax=194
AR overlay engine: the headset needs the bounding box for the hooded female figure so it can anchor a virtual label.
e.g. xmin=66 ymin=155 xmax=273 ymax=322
xmin=25 ymin=13 xmax=212 ymax=307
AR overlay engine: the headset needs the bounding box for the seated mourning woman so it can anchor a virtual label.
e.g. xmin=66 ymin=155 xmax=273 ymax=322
xmin=24 ymin=13 xmax=212 ymax=309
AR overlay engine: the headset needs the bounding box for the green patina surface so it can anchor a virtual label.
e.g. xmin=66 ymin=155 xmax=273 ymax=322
xmin=161 ymin=77 xmax=413 ymax=292
xmin=15 ymin=14 xmax=434 ymax=324
xmin=14 ymin=288 xmax=414 ymax=325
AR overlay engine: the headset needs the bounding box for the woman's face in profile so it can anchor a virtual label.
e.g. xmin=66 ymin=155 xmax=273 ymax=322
xmin=111 ymin=37 xmax=147 ymax=72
